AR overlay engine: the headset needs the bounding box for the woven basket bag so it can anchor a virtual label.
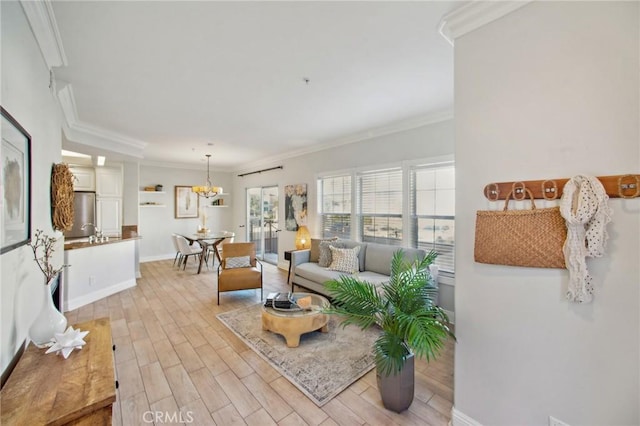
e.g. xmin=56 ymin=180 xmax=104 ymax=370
xmin=474 ymin=188 xmax=567 ymax=268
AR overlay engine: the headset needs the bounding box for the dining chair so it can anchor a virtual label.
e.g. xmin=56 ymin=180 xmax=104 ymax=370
xmin=171 ymin=234 xmax=183 ymax=267
xmin=216 ymin=242 xmax=262 ymax=304
xmin=175 ymin=235 xmax=204 ymax=271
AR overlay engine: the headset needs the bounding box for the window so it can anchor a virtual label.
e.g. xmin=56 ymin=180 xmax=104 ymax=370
xmin=410 ymin=163 xmax=455 ymax=274
xmin=358 ymin=168 xmax=403 ymax=246
xmin=318 ymin=174 xmax=351 ymax=239
xmin=318 ymin=159 xmax=455 ymax=276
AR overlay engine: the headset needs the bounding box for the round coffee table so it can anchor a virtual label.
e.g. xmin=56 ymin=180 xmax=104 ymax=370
xmin=261 ymin=293 xmax=330 ymax=348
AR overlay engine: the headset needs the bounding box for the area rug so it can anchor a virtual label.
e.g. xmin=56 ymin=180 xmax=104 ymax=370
xmin=217 ymin=304 xmax=380 ymax=406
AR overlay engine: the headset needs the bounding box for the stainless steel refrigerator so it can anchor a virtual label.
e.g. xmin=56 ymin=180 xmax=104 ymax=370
xmin=64 ymin=191 xmax=96 ymax=238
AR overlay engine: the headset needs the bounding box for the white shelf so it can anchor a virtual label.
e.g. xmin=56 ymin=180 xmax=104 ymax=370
xmin=139 ymin=191 xmax=166 ymax=194
xmin=139 ymin=204 xmax=166 ymax=208
xmin=205 ymin=205 xmax=228 ymax=208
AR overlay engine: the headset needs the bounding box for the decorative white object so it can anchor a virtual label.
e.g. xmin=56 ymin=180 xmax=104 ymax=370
xmin=45 ymin=326 xmax=89 ymax=359
xmin=560 ymin=175 xmax=612 ymax=303
xmin=29 ymin=280 xmax=68 ymax=348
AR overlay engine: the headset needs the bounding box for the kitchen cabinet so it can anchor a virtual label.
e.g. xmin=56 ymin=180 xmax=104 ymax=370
xmin=70 ymin=166 xmax=95 ymax=191
xmin=97 ymin=197 xmax=122 ymax=237
xmin=96 ymin=167 xmax=122 ymax=197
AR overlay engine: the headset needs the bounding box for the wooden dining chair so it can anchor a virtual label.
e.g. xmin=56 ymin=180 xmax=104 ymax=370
xmin=216 ymin=242 xmax=262 ymax=304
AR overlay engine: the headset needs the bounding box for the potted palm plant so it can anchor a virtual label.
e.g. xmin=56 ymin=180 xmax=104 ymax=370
xmin=325 ymin=249 xmax=453 ymax=413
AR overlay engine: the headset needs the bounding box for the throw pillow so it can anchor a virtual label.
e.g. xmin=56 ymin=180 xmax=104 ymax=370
xmin=226 ymin=255 xmax=251 ymax=269
xmin=309 ymin=237 xmax=337 ymax=263
xmin=319 ymin=240 xmax=345 ymax=267
xmin=328 ymin=246 xmax=360 ymax=274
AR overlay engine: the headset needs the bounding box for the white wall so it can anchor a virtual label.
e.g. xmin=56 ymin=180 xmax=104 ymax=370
xmin=1 ymin=2 xmax=64 ymax=373
xmin=138 ymin=165 xmax=234 ymax=261
xmin=454 ymin=2 xmax=639 ymax=425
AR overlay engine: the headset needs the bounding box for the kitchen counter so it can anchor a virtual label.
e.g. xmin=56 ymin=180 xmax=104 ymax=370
xmin=64 ymin=235 xmax=141 ymax=250
xmin=63 ymin=237 xmax=138 ymax=311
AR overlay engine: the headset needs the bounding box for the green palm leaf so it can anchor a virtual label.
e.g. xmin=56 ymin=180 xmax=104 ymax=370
xmin=326 ymin=248 xmax=454 ymax=376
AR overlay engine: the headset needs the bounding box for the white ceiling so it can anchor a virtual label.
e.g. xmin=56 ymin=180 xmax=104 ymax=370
xmin=51 ymin=1 xmax=461 ymax=170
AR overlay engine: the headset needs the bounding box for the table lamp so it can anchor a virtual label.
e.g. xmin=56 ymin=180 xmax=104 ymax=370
xmin=295 ymin=225 xmax=311 ymax=250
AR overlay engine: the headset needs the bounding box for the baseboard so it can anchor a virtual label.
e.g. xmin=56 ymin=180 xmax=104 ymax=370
xmin=65 ymin=279 xmax=137 ymax=311
xmin=451 ymin=407 xmax=483 ymax=426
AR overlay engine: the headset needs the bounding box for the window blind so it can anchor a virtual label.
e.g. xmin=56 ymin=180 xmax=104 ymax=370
xmin=357 ymin=168 xmax=403 ymax=246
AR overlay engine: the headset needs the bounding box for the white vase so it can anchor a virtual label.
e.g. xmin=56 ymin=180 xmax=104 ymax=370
xmin=29 ymin=280 xmax=67 ymax=347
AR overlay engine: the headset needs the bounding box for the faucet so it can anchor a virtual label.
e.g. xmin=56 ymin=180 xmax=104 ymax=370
xmin=81 ymin=223 xmax=103 ymax=242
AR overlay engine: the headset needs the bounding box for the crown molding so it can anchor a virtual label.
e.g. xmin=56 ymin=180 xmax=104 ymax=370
xmin=57 ymin=84 xmax=147 ymax=159
xmin=20 ymin=0 xmax=67 ymax=68
xmin=438 ymin=1 xmax=532 ymax=45
xmin=234 ymin=109 xmax=454 ymax=174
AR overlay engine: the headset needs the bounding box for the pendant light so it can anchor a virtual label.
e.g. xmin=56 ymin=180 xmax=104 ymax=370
xmin=192 ymin=154 xmax=222 ymax=198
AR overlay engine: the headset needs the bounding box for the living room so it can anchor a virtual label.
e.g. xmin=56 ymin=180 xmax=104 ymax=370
xmin=2 ymin=1 xmax=639 ymax=426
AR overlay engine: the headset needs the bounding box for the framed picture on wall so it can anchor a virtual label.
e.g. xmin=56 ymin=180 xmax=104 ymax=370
xmin=284 ymin=183 xmax=308 ymax=231
xmin=175 ymin=185 xmax=199 ymax=218
xmin=1 ymin=107 xmax=31 ymax=254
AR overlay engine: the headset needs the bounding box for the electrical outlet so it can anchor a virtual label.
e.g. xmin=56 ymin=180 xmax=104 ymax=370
xmin=89 ymin=275 xmax=95 ymax=286
xmin=549 ymin=416 xmax=570 ymax=426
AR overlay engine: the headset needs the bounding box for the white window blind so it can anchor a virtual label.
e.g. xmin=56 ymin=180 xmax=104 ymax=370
xmin=410 ymin=163 xmax=455 ymax=274
xmin=357 ymin=168 xmax=403 ymax=246
xmin=318 ymin=174 xmax=351 ymax=239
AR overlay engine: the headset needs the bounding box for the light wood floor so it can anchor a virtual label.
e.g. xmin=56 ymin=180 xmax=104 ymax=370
xmin=65 ymin=259 xmax=454 ymax=426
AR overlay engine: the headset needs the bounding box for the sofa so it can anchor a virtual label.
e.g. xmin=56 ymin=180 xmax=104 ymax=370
xmin=289 ymin=238 xmax=427 ymax=298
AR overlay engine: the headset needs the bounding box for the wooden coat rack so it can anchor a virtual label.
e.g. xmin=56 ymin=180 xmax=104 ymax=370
xmin=484 ymin=174 xmax=640 ymax=201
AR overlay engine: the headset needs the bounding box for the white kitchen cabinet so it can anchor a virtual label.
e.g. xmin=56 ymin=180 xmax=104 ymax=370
xmin=96 ymin=167 xmax=123 ymax=197
xmin=96 ymin=197 xmax=122 ymax=237
xmin=70 ymin=166 xmax=95 ymax=191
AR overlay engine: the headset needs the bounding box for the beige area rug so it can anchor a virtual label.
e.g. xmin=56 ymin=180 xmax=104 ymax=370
xmin=217 ymin=304 xmax=380 ymax=407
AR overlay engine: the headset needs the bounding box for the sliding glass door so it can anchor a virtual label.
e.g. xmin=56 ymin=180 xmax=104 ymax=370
xmin=247 ymin=186 xmax=279 ymax=264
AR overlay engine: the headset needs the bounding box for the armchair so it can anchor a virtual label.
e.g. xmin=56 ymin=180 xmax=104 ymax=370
xmin=216 ymin=242 xmax=263 ymax=304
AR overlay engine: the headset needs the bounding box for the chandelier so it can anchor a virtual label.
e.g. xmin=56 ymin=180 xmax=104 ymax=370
xmin=192 ymin=154 xmax=223 ymax=198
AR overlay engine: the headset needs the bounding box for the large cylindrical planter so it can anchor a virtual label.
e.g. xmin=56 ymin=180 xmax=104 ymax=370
xmin=376 ymin=353 xmax=415 ymax=413
xmin=29 ymin=280 xmax=67 ymax=347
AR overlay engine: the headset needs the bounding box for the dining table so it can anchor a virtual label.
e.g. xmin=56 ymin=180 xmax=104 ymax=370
xmin=187 ymin=231 xmax=235 ymax=274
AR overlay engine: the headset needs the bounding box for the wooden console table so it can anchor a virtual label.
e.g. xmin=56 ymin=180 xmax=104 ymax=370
xmin=1 ymin=317 xmax=116 ymax=425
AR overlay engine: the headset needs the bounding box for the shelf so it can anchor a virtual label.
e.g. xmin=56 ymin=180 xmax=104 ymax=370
xmin=139 ymin=204 xmax=166 ymax=208
xmin=139 ymin=191 xmax=166 ymax=194
xmin=205 ymin=205 xmax=228 ymax=208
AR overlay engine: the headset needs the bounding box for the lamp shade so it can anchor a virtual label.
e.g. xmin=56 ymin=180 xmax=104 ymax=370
xmin=295 ymin=226 xmax=311 ymax=250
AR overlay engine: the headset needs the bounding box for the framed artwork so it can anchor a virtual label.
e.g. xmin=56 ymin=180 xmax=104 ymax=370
xmin=1 ymin=107 xmax=31 ymax=254
xmin=284 ymin=183 xmax=307 ymax=231
xmin=175 ymin=185 xmax=199 ymax=218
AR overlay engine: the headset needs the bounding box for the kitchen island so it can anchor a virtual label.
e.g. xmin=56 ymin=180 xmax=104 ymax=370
xmin=63 ymin=236 xmax=140 ymax=311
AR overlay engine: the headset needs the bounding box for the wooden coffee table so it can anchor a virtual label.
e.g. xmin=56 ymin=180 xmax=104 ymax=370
xmin=261 ymin=293 xmax=330 ymax=347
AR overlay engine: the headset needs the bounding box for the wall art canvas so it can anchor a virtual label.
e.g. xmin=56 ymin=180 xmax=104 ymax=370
xmin=1 ymin=107 xmax=31 ymax=254
xmin=175 ymin=185 xmax=199 ymax=218
xmin=285 ymin=183 xmax=307 ymax=231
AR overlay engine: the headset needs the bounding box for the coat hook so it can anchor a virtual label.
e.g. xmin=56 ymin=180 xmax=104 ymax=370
xmin=542 ymin=180 xmax=558 ymax=200
xmin=484 ymin=183 xmax=500 ymax=201
xmin=618 ymin=175 xmax=640 ymax=199
xmin=511 ymin=181 xmax=526 ymax=200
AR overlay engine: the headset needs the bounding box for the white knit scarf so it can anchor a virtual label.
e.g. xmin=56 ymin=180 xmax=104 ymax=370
xmin=560 ymin=175 xmax=612 ymax=303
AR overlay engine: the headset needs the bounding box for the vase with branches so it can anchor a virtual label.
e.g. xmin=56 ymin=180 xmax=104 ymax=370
xmin=27 ymin=229 xmax=68 ymax=347
xmin=325 ymin=249 xmax=454 ymax=412
xmin=28 ymin=229 xmax=68 ymax=284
